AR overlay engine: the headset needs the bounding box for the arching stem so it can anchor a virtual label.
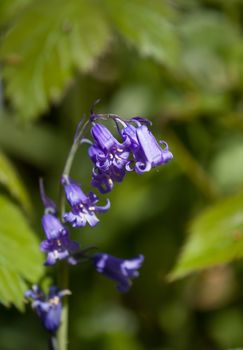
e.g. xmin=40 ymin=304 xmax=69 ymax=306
xmin=57 ymin=119 xmax=90 ymax=350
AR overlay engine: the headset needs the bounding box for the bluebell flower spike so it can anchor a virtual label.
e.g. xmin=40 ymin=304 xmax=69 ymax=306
xmin=92 ymin=253 xmax=144 ymax=292
xmin=25 ymin=285 xmax=70 ymax=333
xmin=62 ymin=176 xmax=110 ymax=227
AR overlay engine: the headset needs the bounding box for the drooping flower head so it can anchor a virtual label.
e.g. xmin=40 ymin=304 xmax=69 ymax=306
xmin=62 ymin=175 xmax=110 ymax=227
xmin=88 ymin=114 xmax=173 ymax=192
xmin=88 ymin=123 xmax=130 ymax=193
xmin=121 ymin=118 xmax=173 ymax=173
xmin=92 ymin=253 xmax=144 ymax=292
xmin=39 ymin=180 xmax=79 ymax=265
xmin=25 ymin=285 xmax=70 ymax=333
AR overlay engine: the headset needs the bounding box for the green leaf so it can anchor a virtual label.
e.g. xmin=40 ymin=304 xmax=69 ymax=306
xmin=0 ymin=0 xmax=32 ymax=26
xmin=210 ymin=137 xmax=243 ymax=193
xmin=0 ymin=195 xmax=43 ymax=310
xmin=0 ymin=150 xmax=31 ymax=214
xmin=104 ymin=0 xmax=180 ymax=67
xmin=180 ymin=11 xmax=241 ymax=90
xmin=0 ymin=266 xmax=26 ymax=310
xmin=0 ymin=0 xmax=111 ymax=120
xmin=169 ymin=193 xmax=243 ymax=280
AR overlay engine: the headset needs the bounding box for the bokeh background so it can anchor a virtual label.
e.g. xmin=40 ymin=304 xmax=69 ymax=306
xmin=1 ymin=0 xmax=243 ymax=349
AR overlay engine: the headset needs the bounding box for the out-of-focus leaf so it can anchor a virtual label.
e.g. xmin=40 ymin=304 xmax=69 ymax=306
xmin=0 ymin=195 xmax=43 ymax=310
xmin=0 ymin=0 xmax=32 ymax=26
xmin=166 ymin=130 xmax=218 ymax=200
xmin=169 ymin=193 xmax=243 ymax=280
xmin=0 ymin=0 xmax=111 ymax=120
xmin=161 ymin=91 xmax=231 ymax=121
xmin=0 ymin=114 xmax=68 ymax=168
xmin=208 ymin=308 xmax=243 ymax=348
xmin=210 ymin=138 xmax=243 ymax=193
xmin=104 ymin=0 xmax=180 ymax=67
xmin=0 ymin=150 xmax=31 ymax=214
xmin=78 ymin=303 xmax=138 ymax=338
xmin=110 ymin=84 xmax=154 ymax=117
xmin=230 ymin=42 xmax=243 ymax=86
xmin=0 ymin=266 xmax=26 ymax=311
xmin=180 ymin=11 xmax=241 ymax=90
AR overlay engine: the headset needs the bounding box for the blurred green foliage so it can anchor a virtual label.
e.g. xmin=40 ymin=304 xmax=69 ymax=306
xmin=1 ymin=0 xmax=243 ymax=349
xmin=0 ymin=194 xmax=43 ymax=310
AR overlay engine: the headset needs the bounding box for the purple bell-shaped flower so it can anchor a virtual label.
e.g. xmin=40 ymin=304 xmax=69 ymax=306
xmin=62 ymin=176 xmax=110 ymax=227
xmin=41 ymin=213 xmax=79 ymax=265
xmin=39 ymin=179 xmax=79 ymax=266
xmin=121 ymin=121 xmax=173 ymax=173
xmin=88 ymin=123 xmax=130 ymax=193
xmin=25 ymin=285 xmax=70 ymax=333
xmin=92 ymin=253 xmax=144 ymax=292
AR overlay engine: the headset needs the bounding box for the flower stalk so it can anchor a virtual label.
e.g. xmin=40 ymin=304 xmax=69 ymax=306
xmin=57 ymin=119 xmax=90 ymax=350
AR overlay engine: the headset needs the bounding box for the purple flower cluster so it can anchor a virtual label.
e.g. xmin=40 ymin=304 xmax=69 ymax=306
xmin=26 ymin=111 xmax=173 ymax=334
xmin=89 ymin=116 xmax=173 ymax=193
xmin=89 ymin=123 xmax=130 ymax=193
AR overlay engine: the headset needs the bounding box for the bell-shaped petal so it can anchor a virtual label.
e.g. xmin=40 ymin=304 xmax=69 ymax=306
xmin=42 ymin=214 xmax=67 ymax=240
xmin=25 ymin=286 xmax=70 ymax=333
xmin=62 ymin=177 xmax=110 ymax=227
xmin=41 ymin=213 xmax=79 ymax=265
xmin=92 ymin=253 xmax=144 ymax=292
xmin=122 ymin=124 xmax=173 ymax=174
xmin=88 ymin=123 xmax=130 ymax=193
xmin=91 ymin=123 xmax=123 ymax=151
xmin=136 ymin=125 xmax=173 ymax=167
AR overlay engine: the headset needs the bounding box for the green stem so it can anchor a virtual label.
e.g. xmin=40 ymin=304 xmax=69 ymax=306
xmin=57 ymin=263 xmax=69 ymax=350
xmin=49 ymin=334 xmax=58 ymax=350
xmin=57 ymin=119 xmax=90 ymax=350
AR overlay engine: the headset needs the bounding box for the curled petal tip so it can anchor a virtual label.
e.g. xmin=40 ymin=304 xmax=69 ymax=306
xmin=39 ymin=178 xmax=57 ymax=214
xmin=59 ymin=289 xmax=72 ymax=297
